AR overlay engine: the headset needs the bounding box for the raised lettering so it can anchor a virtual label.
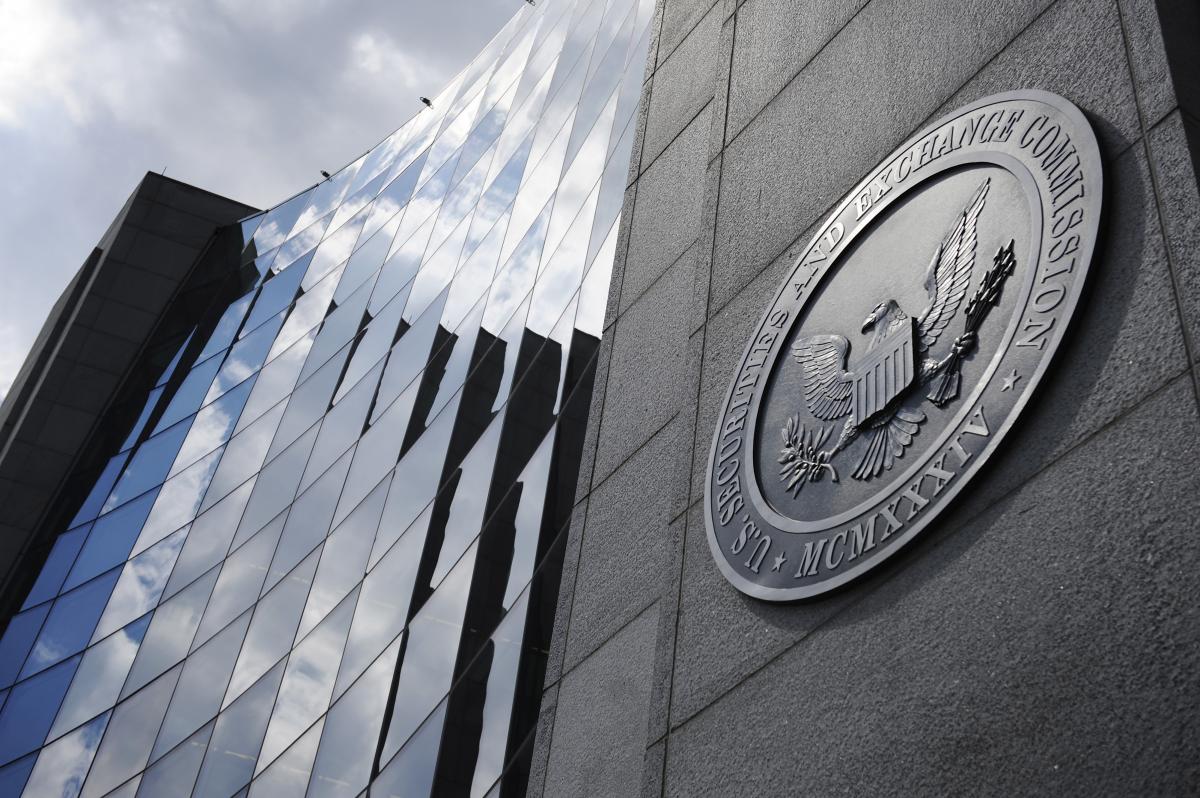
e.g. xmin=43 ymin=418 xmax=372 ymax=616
xmin=795 ymin=538 xmax=828 ymax=578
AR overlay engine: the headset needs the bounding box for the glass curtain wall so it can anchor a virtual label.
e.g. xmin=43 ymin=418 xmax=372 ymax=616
xmin=0 ymin=0 xmax=654 ymax=794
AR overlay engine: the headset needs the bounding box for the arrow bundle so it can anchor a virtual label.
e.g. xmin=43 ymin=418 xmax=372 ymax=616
xmin=927 ymin=239 xmax=1017 ymax=407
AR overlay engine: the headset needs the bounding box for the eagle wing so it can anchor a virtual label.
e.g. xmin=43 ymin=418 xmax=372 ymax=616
xmin=792 ymin=334 xmax=854 ymax=420
xmin=916 ymin=178 xmax=990 ymax=352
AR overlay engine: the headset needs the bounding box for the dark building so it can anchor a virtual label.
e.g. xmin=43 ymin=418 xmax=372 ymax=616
xmin=2 ymin=1 xmax=1200 ymax=797
xmin=0 ymin=0 xmax=653 ymax=794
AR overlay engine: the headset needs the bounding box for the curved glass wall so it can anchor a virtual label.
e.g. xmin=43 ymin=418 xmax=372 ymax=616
xmin=0 ymin=0 xmax=653 ymax=794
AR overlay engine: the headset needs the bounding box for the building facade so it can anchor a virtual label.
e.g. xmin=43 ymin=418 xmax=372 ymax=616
xmin=0 ymin=0 xmax=654 ymax=794
xmin=3 ymin=0 xmax=1200 ymax=797
xmin=531 ymin=0 xmax=1200 ymax=796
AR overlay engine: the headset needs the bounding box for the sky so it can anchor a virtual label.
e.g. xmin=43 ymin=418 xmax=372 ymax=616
xmin=0 ymin=0 xmax=519 ymax=401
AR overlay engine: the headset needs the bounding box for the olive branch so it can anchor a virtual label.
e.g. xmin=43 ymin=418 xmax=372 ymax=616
xmin=778 ymin=415 xmax=836 ymax=495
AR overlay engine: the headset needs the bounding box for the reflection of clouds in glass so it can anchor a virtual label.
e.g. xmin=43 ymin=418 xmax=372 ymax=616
xmin=468 ymin=592 xmax=528 ymax=798
xmin=23 ymin=711 xmax=108 ymax=798
xmin=483 ymin=201 xmax=550 ymax=332
xmin=576 ymin=218 xmax=618 ymax=337
xmin=268 ymin=264 xmax=345 ymax=361
xmin=527 ymin=188 xmax=594 ymax=337
xmin=49 ymin=615 xmax=146 ymax=738
xmin=381 ymin=542 xmax=476 ymax=762
xmin=93 ymin=527 xmax=187 ymax=642
xmin=255 ymin=593 xmax=354 ymax=773
xmin=236 ymin=330 xmax=313 ymax=436
xmin=170 ymin=396 xmax=238 ymax=479
xmin=133 ymin=449 xmax=222 ymax=558
xmin=14 ymin=0 xmax=660 ymax=787
xmin=273 ymin=213 xmax=333 ymax=273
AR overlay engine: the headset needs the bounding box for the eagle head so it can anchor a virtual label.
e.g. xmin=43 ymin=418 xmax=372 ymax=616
xmin=861 ymin=299 xmax=902 ymax=333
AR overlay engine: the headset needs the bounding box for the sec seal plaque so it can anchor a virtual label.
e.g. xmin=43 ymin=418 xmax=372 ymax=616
xmin=704 ymin=90 xmax=1102 ymax=600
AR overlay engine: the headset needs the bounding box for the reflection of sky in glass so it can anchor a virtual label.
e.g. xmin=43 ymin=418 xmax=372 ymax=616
xmin=5 ymin=0 xmax=655 ymax=792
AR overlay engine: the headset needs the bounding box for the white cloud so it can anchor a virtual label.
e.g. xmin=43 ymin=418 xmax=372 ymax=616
xmin=0 ymin=0 xmax=517 ymax=411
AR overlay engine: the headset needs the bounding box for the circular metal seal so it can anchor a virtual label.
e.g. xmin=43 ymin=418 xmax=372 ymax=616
xmin=704 ymin=90 xmax=1102 ymax=601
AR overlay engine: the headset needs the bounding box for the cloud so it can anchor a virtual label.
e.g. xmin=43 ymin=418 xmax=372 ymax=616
xmin=0 ymin=0 xmax=517 ymax=403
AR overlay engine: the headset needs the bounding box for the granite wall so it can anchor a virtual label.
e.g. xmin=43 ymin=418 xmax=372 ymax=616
xmin=530 ymin=0 xmax=1200 ymax=794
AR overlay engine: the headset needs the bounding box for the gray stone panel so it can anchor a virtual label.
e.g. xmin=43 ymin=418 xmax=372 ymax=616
xmin=931 ymin=0 xmax=1141 ymax=157
xmin=1118 ymin=0 xmax=1178 ymax=127
xmin=525 ymin=682 xmax=558 ymax=798
xmin=566 ymin=418 xmax=683 ymax=670
xmin=544 ymin=0 xmax=1200 ymax=794
xmin=662 ymin=377 xmax=1200 ymax=797
xmin=594 ymin=249 xmax=692 ymax=483
xmin=724 ymin=0 xmax=867 ymax=141
xmin=544 ymin=608 xmax=659 ymax=798
xmin=620 ymin=104 xmax=710 ymax=313
xmin=641 ymin=0 xmax=721 ymax=166
xmin=1148 ymin=111 xmax=1200 ymax=366
xmin=545 ymin=500 xmax=591 ymax=689
xmin=657 ymin=0 xmax=720 ymax=68
xmin=712 ymin=0 xmax=1053 ymax=315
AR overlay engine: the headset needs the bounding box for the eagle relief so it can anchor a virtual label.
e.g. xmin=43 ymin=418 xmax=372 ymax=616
xmin=704 ymin=91 xmax=1102 ymax=601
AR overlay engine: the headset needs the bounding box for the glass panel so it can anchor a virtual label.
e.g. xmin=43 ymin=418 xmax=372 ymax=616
xmin=253 ymin=187 xmax=316 ymax=252
xmin=431 ymin=415 xmax=503 ymax=584
xmin=204 ymin=314 xmax=283 ymax=405
xmin=122 ymin=565 xmax=219 ymax=699
xmin=63 ymin=490 xmax=157 ymax=593
xmin=79 ymin=663 xmax=181 ymax=798
xmin=294 ymin=276 xmax=369 ymax=391
xmin=151 ymin=612 xmax=251 ymax=764
xmin=297 ymin=478 xmax=387 ymax=641
xmin=267 ymin=262 xmax=345 ymax=363
xmin=307 ymin=637 xmax=401 ymax=798
xmin=247 ymin=716 xmax=324 ymax=798
xmin=139 ymin=720 xmax=213 ymax=798
xmin=468 ymin=591 xmax=531 ymax=797
xmin=302 ymin=361 xmax=382 ymax=493
xmin=197 ymin=292 xmax=254 ymax=363
xmin=21 ymin=710 xmax=108 ymax=798
xmin=0 ymin=604 xmax=50 ymax=687
xmin=21 ymin=571 xmax=119 ymax=679
xmin=334 ymin=213 xmax=398 ymax=306
xmin=149 ymin=357 xmax=221 ymax=437
xmin=301 ymin=208 xmax=366 ymax=292
xmin=331 ymin=381 xmax=420 ymax=531
xmin=49 ymin=614 xmax=151 ymax=739
xmin=203 ymin=400 xmax=284 ymax=513
xmin=119 ymin=386 xmax=165 ymax=454
xmin=363 ymin=396 xmax=456 ymax=564
xmin=234 ymin=329 xmax=313 ymax=436
xmin=222 ymin=548 xmax=319 ymax=707
xmin=92 ymin=526 xmax=188 ymax=642
xmin=129 ymin=447 xmax=222 ymax=558
xmin=191 ymin=512 xmax=286 ymax=651
xmin=254 ymin=590 xmax=356 ymax=773
xmin=380 ymin=541 xmax=478 ymax=762
xmin=261 ymin=449 xmax=352 ymax=595
xmin=331 ymin=509 xmax=425 ymax=700
xmin=273 ymin=340 xmax=354 ymax=463
xmin=67 ymin=452 xmax=129 ymax=529
xmin=0 ymin=753 xmax=35 ymax=796
xmin=0 ymin=655 xmax=80 ymax=765
xmin=358 ymin=152 xmax=428 ymax=249
xmin=170 ymin=376 xmax=254 ymax=478
xmin=102 ymin=416 xmax=191 ymax=514
xmin=163 ymin=478 xmax=256 ymax=602
xmin=372 ymin=698 xmax=447 ymax=798
xmin=233 ymin=425 xmax=318 ymax=551
xmin=191 ymin=659 xmax=286 ymax=798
